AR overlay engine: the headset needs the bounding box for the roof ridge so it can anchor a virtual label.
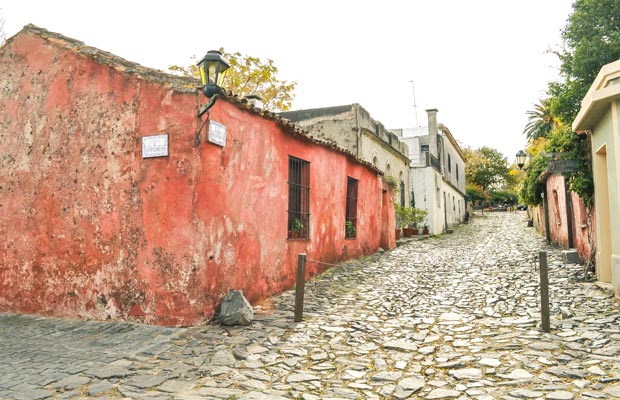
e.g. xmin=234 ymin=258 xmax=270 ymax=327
xmin=11 ymin=24 xmax=383 ymax=176
xmin=20 ymin=23 xmax=198 ymax=93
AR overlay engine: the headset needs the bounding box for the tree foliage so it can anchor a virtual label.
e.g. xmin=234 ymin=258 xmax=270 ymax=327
xmin=518 ymin=153 xmax=547 ymax=206
xmin=549 ymin=0 xmax=620 ymax=125
xmin=519 ymin=125 xmax=594 ymax=207
xmin=169 ymin=49 xmax=297 ymax=112
xmin=489 ymin=190 xmax=518 ymax=205
xmin=520 ymin=0 xmax=616 ymax=205
xmin=464 ymin=146 xmax=511 ymax=192
xmin=523 ymin=98 xmax=557 ymax=141
xmin=466 ymin=184 xmax=485 ymax=204
xmin=547 ymin=125 xmax=594 ymax=206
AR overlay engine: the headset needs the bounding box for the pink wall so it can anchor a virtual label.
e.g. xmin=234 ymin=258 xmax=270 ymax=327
xmin=531 ymin=175 xmax=594 ymax=263
xmin=0 ymin=27 xmax=394 ymax=326
xmin=546 ymin=175 xmax=570 ymax=248
xmin=571 ymin=192 xmax=595 ymax=263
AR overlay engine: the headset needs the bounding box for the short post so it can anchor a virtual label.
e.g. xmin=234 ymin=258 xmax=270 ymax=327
xmin=539 ymin=251 xmax=550 ymax=332
xmin=294 ymin=253 xmax=307 ymax=322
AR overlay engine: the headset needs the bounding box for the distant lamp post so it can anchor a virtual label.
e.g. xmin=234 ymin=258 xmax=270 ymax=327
xmin=197 ymin=50 xmax=230 ymax=116
xmin=516 ymin=150 xmax=527 ymax=170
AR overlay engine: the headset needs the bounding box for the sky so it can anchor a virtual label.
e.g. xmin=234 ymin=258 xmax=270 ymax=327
xmin=2 ymin=1 xmax=575 ymax=162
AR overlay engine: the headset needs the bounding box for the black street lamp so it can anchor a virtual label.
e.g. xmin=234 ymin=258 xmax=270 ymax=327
xmin=516 ymin=150 xmax=527 ymax=170
xmin=197 ymin=50 xmax=230 ymax=116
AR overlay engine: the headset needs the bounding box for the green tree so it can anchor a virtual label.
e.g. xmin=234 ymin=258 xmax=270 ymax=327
xmin=519 ymin=125 xmax=594 ymax=207
xmin=465 ymin=147 xmax=511 ymax=193
xmin=518 ymin=153 xmax=547 ymax=206
xmin=466 ymin=183 xmax=485 ymax=204
xmin=521 ymin=0 xmax=615 ymax=207
xmin=524 ymin=98 xmax=557 ymax=141
xmin=489 ymin=190 xmax=517 ymax=205
xmin=549 ymin=0 xmax=620 ymax=125
xmin=169 ymin=49 xmax=297 ymax=112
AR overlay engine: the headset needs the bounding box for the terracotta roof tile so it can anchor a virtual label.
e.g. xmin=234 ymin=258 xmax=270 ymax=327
xmin=15 ymin=24 xmax=383 ymax=177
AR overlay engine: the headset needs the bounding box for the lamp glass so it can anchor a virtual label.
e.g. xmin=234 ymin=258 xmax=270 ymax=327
xmin=197 ymin=50 xmax=230 ymax=94
xmin=516 ymin=150 xmax=526 ymax=168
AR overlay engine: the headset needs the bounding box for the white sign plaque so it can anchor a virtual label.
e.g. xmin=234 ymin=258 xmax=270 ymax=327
xmin=208 ymin=121 xmax=227 ymax=147
xmin=142 ymin=134 xmax=169 ymax=158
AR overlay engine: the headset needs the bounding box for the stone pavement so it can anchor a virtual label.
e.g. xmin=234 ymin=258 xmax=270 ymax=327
xmin=1 ymin=212 xmax=620 ymax=400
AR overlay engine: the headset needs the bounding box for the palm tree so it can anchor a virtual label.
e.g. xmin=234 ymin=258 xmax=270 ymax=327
xmin=523 ymin=99 xmax=557 ymax=142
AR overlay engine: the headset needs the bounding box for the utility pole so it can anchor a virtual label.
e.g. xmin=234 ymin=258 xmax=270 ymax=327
xmin=409 ymin=80 xmax=419 ymax=127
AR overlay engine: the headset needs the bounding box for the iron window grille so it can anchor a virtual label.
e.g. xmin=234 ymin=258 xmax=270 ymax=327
xmin=345 ymin=177 xmax=358 ymax=239
xmin=288 ymin=156 xmax=310 ymax=239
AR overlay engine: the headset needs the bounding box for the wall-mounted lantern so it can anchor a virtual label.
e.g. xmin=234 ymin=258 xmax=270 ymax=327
xmin=197 ymin=50 xmax=230 ymax=117
xmin=516 ymin=150 xmax=527 ymax=170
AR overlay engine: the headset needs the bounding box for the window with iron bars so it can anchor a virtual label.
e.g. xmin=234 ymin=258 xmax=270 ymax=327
xmin=288 ymin=156 xmax=310 ymax=239
xmin=345 ymin=177 xmax=358 ymax=239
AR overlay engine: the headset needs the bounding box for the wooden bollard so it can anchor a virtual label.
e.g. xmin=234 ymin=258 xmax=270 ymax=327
xmin=539 ymin=251 xmax=550 ymax=332
xmin=294 ymin=253 xmax=307 ymax=322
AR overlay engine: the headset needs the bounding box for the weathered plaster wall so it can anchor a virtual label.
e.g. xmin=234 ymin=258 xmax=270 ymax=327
xmin=443 ymin=184 xmax=465 ymax=229
xmin=531 ymin=205 xmax=545 ymax=238
xmin=410 ymin=167 xmax=443 ymax=234
xmin=359 ymin=130 xmax=410 ymax=206
xmin=546 ymin=175 xmax=570 ymax=249
xmin=571 ymin=192 xmax=595 ymax=263
xmin=0 ymin=27 xmax=393 ymax=326
xmin=285 ymin=107 xmax=360 ymax=155
xmin=530 ymin=176 xmax=594 ymax=263
xmin=440 ymin=131 xmax=466 ymax=196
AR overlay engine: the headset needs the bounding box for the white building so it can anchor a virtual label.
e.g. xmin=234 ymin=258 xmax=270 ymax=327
xmin=394 ymin=109 xmax=467 ymax=234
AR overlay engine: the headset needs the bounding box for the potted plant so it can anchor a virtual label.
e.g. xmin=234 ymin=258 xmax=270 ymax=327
xmin=410 ymin=208 xmax=428 ymax=235
xmin=394 ymin=204 xmax=408 ymax=239
xmin=345 ymin=220 xmax=356 ymax=239
xmin=289 ymin=218 xmax=305 ymax=239
xmin=402 ymin=207 xmax=415 ymax=237
xmin=422 ymin=224 xmax=429 ymax=235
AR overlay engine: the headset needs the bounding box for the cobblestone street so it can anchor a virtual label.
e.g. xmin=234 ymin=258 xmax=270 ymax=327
xmin=1 ymin=212 xmax=620 ymax=400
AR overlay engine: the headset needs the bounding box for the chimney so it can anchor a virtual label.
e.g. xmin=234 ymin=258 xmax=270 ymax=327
xmin=426 ymin=108 xmax=438 ymax=157
xmin=246 ymin=94 xmax=264 ymax=108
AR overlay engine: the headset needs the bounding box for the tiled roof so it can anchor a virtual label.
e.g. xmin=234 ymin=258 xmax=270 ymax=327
xmin=12 ymin=24 xmax=383 ymax=176
xmin=18 ymin=24 xmax=198 ymax=93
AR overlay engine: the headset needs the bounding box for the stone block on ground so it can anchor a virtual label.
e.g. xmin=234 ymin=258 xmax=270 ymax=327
xmin=562 ymin=249 xmax=580 ymax=264
xmin=219 ymin=289 xmax=254 ymax=326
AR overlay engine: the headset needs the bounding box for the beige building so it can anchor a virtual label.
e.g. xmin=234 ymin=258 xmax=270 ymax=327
xmin=281 ymin=104 xmax=411 ymax=207
xmin=573 ymin=59 xmax=620 ymax=298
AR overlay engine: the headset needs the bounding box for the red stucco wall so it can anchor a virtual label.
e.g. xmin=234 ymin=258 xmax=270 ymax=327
xmin=0 ymin=27 xmax=394 ymax=326
xmin=531 ymin=175 xmax=594 ymax=263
